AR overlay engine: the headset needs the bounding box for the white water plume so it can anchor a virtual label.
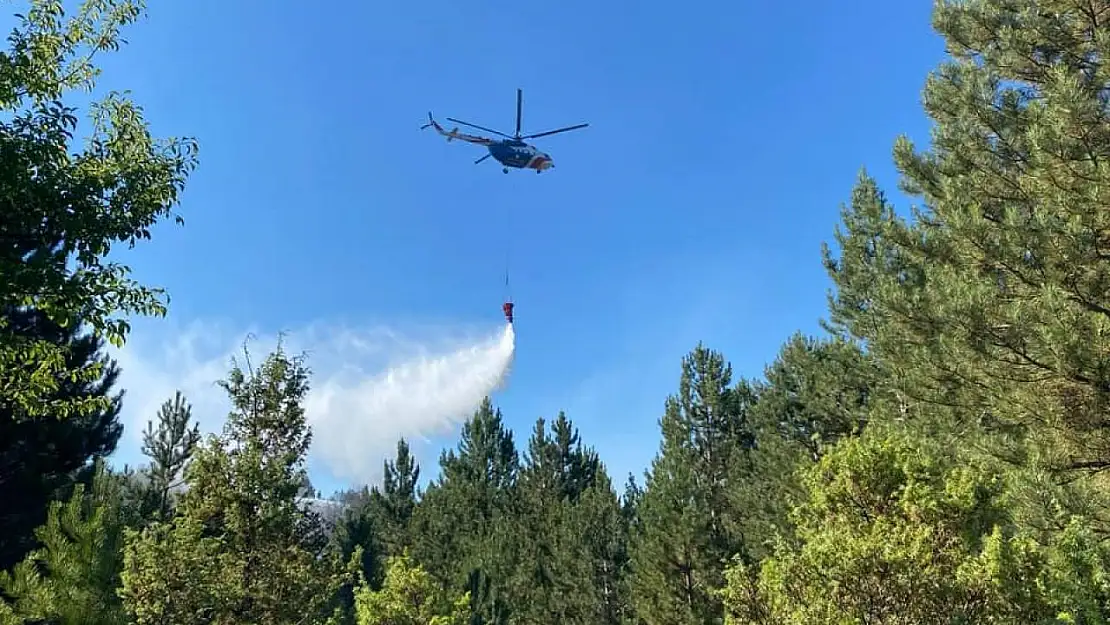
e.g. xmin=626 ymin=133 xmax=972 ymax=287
xmin=306 ymin=323 xmax=516 ymax=485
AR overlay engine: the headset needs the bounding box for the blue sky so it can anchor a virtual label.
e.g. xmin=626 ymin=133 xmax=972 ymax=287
xmin=80 ymin=0 xmax=946 ymax=495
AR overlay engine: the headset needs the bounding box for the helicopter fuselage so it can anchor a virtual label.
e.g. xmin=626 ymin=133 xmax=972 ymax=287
xmin=488 ymin=139 xmax=553 ymax=173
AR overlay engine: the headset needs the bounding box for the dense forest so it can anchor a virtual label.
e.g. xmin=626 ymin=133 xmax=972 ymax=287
xmin=4 ymin=0 xmax=1110 ymax=623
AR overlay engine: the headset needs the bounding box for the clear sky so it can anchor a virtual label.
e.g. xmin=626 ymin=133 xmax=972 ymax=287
xmin=83 ymin=0 xmax=946 ymax=496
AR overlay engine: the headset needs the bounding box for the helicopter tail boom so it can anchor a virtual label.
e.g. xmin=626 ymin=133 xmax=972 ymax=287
xmin=421 ymin=112 xmax=493 ymax=146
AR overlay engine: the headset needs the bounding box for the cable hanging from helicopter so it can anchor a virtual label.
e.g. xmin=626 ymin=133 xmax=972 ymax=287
xmin=420 ymin=88 xmax=589 ymax=174
xmin=420 ymin=88 xmax=587 ymax=325
xmin=502 ymin=187 xmax=514 ymax=324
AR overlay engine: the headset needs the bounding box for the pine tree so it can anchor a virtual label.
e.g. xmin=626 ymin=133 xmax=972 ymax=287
xmin=722 ymin=0 xmax=1110 ymax=619
xmin=621 ymin=474 xmax=643 ymax=529
xmin=550 ymin=413 xmax=600 ymax=501
xmin=136 ymin=390 xmax=200 ymax=522
xmin=332 ymin=492 xmax=385 ymax=624
xmin=510 ymin=414 xmax=602 ymax=625
xmin=618 ymin=472 xmax=644 ymax=624
xmin=330 ymin=440 xmax=421 ymax=624
xmin=576 ymin=470 xmax=635 ymax=625
xmin=371 ymin=438 xmax=420 ymax=556
xmin=753 ymin=333 xmax=875 ymax=462
xmin=629 ymin=442 xmax=709 ymax=625
xmin=0 ymin=307 xmax=123 ymax=571
xmin=725 ymin=334 xmax=879 ymax=562
xmin=516 ymin=413 xmax=599 ymax=504
xmin=0 ymin=461 xmax=128 ymax=625
xmin=410 ymin=398 xmax=519 ymax=622
xmin=120 ymin=341 xmax=353 ymax=624
xmin=463 ymin=568 xmax=511 ymax=625
xmin=822 ymin=0 xmax=1110 ymax=497
xmin=629 ymin=344 xmax=755 ymax=625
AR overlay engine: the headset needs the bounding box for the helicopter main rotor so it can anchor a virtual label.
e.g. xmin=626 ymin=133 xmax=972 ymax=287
xmin=445 ymin=88 xmax=588 ymax=143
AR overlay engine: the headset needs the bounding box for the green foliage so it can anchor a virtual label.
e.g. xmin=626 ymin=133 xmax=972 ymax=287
xmin=10 ymin=2 xmax=1110 ymax=624
xmin=507 ymin=414 xmax=619 ymax=625
xmin=0 ymin=0 xmax=198 ymax=421
xmin=371 ymin=438 xmax=421 ymax=556
xmin=753 ymin=333 xmax=876 ymax=461
xmin=629 ymin=344 xmax=755 ymax=625
xmin=823 ymin=0 xmax=1110 ymax=480
xmin=330 ymin=439 xmax=423 ymax=623
xmin=118 ymin=515 xmax=235 ymax=625
xmin=576 ymin=470 xmax=636 ymax=625
xmin=0 ymin=306 xmax=124 ymax=571
xmin=119 ymin=341 xmax=352 ymax=625
xmin=354 ymin=554 xmax=469 ymax=625
xmin=722 ymin=429 xmax=1110 ymax=623
xmin=332 ymin=495 xmax=385 ymax=624
xmin=410 ymin=397 xmax=520 ymax=602
xmin=725 ymin=333 xmax=879 ymax=563
xmin=463 ymin=568 xmax=511 ymax=625
xmin=0 ymin=462 xmax=127 ymax=625
xmin=135 ymin=390 xmax=200 ymax=522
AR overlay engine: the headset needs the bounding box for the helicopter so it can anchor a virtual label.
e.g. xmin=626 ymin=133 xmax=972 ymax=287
xmin=421 ymin=88 xmax=588 ymax=173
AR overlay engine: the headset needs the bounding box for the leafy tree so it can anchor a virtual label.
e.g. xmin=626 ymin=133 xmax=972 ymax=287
xmin=118 ymin=514 xmax=234 ymax=625
xmin=0 ymin=307 xmax=123 ymax=571
xmin=0 ymin=0 xmax=198 ymax=421
xmin=722 ymin=428 xmax=1110 ymax=623
xmin=629 ymin=344 xmax=755 ymax=625
xmin=0 ymin=461 xmax=128 ymax=625
xmin=354 ymin=554 xmax=469 ymax=625
xmin=120 ymin=341 xmax=353 ymax=624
